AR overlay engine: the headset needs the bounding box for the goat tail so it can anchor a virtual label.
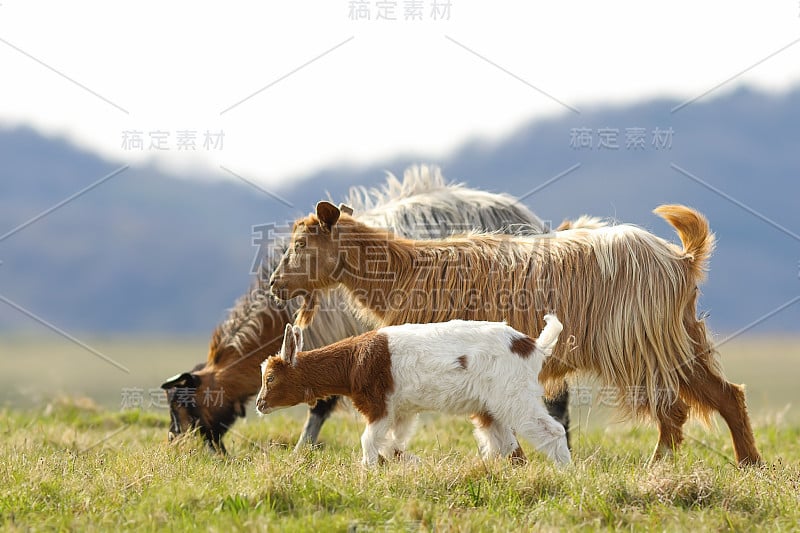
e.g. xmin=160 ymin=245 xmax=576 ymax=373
xmin=653 ymin=204 xmax=716 ymax=282
xmin=535 ymin=314 xmax=563 ymax=357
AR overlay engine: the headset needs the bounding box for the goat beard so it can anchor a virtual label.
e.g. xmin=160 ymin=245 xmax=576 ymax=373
xmin=295 ymin=291 xmax=318 ymax=328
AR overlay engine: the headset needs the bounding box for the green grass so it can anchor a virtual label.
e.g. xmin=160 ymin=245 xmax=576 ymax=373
xmin=2 ymin=398 xmax=800 ymax=531
xmin=1 ymin=336 xmax=799 ymax=531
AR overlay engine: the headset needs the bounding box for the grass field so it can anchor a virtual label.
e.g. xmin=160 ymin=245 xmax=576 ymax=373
xmin=1 ymin=336 xmax=799 ymax=531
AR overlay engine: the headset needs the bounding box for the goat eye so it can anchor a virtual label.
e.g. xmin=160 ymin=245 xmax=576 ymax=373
xmin=267 ymin=375 xmax=274 ymax=383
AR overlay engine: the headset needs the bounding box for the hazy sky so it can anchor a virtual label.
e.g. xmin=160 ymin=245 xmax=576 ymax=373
xmin=1 ymin=1 xmax=798 ymax=186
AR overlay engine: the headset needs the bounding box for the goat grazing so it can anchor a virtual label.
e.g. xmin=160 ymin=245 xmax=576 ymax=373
xmin=160 ymin=165 xmax=569 ymax=453
xmin=256 ymin=316 xmax=570 ymax=467
xmin=270 ymin=202 xmax=763 ymax=466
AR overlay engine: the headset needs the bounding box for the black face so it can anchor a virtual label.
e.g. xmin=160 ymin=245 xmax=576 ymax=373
xmin=164 ymin=384 xmax=200 ymax=438
xmin=160 ymin=364 xmax=245 ymax=454
xmin=161 ymin=365 xmax=213 ymax=448
xmin=161 ymin=368 xmax=201 ymax=432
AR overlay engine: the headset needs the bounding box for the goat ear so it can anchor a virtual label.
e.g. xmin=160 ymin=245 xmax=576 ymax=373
xmin=292 ymin=325 xmax=304 ymax=353
xmin=280 ymin=323 xmax=296 ymax=363
xmin=161 ymin=372 xmax=199 ymax=390
xmin=315 ymin=201 xmax=341 ymax=231
xmin=555 ymin=218 xmax=573 ymax=231
xmin=338 ymin=203 xmax=354 ymax=216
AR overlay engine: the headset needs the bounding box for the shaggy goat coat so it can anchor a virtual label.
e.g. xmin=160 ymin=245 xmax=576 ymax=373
xmin=160 ymin=165 xmax=559 ymax=453
xmin=257 ymin=317 xmax=571 ymax=467
xmin=270 ymin=202 xmax=763 ymax=466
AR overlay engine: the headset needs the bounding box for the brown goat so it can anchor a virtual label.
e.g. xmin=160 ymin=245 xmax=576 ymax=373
xmin=270 ymin=202 xmax=763 ymax=466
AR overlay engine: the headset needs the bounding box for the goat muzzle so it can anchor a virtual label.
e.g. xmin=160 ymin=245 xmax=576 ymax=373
xmin=255 ymin=397 xmax=271 ymax=415
xmin=268 ymin=276 xmax=289 ymax=301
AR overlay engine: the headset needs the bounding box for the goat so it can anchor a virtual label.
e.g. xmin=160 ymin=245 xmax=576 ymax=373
xmin=160 ymin=165 xmax=569 ymax=453
xmin=256 ymin=316 xmax=571 ymax=467
xmin=269 ymin=202 xmax=763 ymax=466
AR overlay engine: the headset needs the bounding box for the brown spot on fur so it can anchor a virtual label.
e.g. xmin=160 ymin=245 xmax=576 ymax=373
xmin=471 ymin=412 xmax=494 ymax=428
xmin=259 ymin=331 xmax=394 ymax=425
xmin=350 ymin=332 xmax=394 ymax=423
xmin=457 ymin=355 xmax=468 ymax=369
xmin=509 ymin=335 xmax=536 ymax=358
xmin=470 ymin=412 xmax=528 ymax=464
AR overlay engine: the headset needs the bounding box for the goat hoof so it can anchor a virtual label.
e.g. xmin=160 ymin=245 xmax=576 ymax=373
xmin=395 ymin=450 xmax=421 ymax=464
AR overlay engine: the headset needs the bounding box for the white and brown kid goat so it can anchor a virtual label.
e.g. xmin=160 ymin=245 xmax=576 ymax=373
xmin=256 ymin=315 xmax=571 ymax=467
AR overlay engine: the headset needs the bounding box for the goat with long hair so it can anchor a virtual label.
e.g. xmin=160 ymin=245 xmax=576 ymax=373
xmin=270 ymin=202 xmax=763 ymax=466
xmin=160 ymin=166 xmax=567 ymax=453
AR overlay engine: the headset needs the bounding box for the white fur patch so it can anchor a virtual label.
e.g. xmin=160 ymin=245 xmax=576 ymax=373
xmin=356 ymin=318 xmax=570 ymax=466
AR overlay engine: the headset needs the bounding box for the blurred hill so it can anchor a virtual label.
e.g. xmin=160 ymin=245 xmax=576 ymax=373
xmin=1 ymin=86 xmax=798 ymax=335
